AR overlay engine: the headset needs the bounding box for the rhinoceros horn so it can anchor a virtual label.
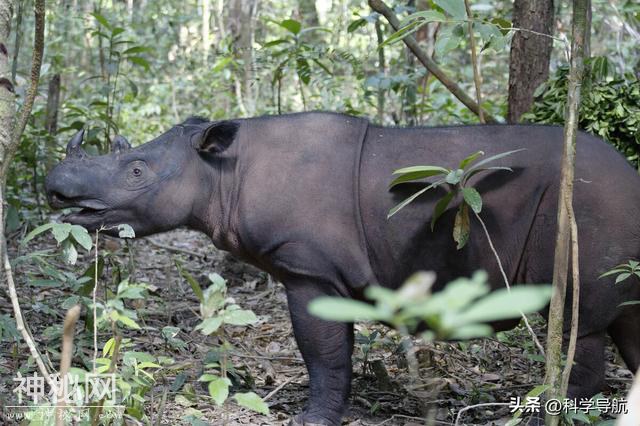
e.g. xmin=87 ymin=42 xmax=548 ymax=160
xmin=66 ymin=129 xmax=87 ymax=158
xmin=112 ymin=135 xmax=131 ymax=154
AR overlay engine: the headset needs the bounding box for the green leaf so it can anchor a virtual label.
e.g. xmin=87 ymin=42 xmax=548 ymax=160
xmin=615 ymin=272 xmax=631 ymax=284
xmin=462 ymin=187 xmax=482 ymax=214
xmin=123 ymin=46 xmax=150 ymax=55
xmin=445 ymin=169 xmax=464 ymax=185
xmin=387 ymin=180 xmax=443 ymax=219
xmin=392 ymin=165 xmax=449 ymax=176
xmin=296 ymin=58 xmax=311 ymax=85
xmin=233 ymin=392 xmax=270 ymax=415
xmin=52 ymin=223 xmax=72 ymax=244
xmin=434 ymin=0 xmax=466 ymax=19
xmin=223 ymin=308 xmax=257 ymax=326
xmin=117 ymin=314 xmax=141 ymax=330
xmin=22 ymin=223 xmax=55 ymax=245
xmin=61 ymin=239 xmax=78 ymax=265
xmin=431 ymin=192 xmax=455 ymax=231
xmin=619 ymin=300 xmax=640 ymax=306
xmin=208 ymin=377 xmax=231 ymax=406
xmin=263 ymin=39 xmax=289 ymax=48
xmin=389 ymin=168 xmax=449 ymax=188
xmin=448 ymin=323 xmax=492 ymax=339
xmin=308 ymin=297 xmax=385 ymax=322
xmin=347 ymin=18 xmax=367 ymax=33
xmin=453 ymin=204 xmax=470 ymax=249
xmin=280 ymin=19 xmax=301 ymax=35
xmin=71 ymin=226 xmax=93 ymax=251
xmin=196 ymin=317 xmax=223 ymax=335
xmin=117 ymin=224 xmax=135 ymax=238
xmin=451 ymin=285 xmax=552 ymax=327
xmin=128 ymin=56 xmax=150 ymax=71
xmin=458 ymin=151 xmax=484 ymax=169
xmin=467 ymin=149 xmax=525 ymax=171
xmin=91 ymin=12 xmax=112 ymax=30
xmin=176 ymin=261 xmax=204 ymax=303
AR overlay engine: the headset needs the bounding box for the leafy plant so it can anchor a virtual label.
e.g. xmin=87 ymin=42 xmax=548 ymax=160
xmin=387 ymin=149 xmax=524 ymax=248
xmin=523 ymin=59 xmax=640 ymax=169
xmin=309 ymin=270 xmax=551 ymax=341
xmin=178 ymin=269 xmax=269 ymax=416
xmin=262 ymin=18 xmax=333 ymax=112
xmin=600 ymin=260 xmax=640 ymax=307
xmin=22 ymin=222 xmax=93 ymax=265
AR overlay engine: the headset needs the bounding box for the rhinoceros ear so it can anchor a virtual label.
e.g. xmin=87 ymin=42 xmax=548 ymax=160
xmin=112 ymin=135 xmax=131 ymax=154
xmin=193 ymin=120 xmax=239 ymax=154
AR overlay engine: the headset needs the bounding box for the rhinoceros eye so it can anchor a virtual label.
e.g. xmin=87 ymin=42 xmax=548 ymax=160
xmin=126 ymin=160 xmax=149 ymax=186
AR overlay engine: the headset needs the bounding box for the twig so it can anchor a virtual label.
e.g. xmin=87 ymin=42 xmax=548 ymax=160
xmin=263 ymin=373 xmax=301 ymax=401
xmin=12 ymin=0 xmax=45 ymax=147
xmin=454 ymin=402 xmax=510 ymax=425
xmin=147 ymin=238 xmax=208 ymax=259
xmin=92 ymin=229 xmax=99 ymax=371
xmin=463 ymin=0 xmax=484 ymax=123
xmin=473 ymin=210 xmax=545 ymax=357
xmin=55 ymin=305 xmax=81 ymax=426
xmin=368 ymin=0 xmax=497 ymax=123
xmin=560 ymin=195 xmax=580 ymax=396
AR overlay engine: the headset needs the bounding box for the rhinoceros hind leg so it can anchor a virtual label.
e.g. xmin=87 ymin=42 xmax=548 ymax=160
xmin=567 ymin=331 xmax=606 ymax=398
xmin=608 ymin=309 xmax=640 ymax=375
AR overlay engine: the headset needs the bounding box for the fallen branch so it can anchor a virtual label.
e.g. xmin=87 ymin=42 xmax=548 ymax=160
xmin=368 ymin=0 xmax=497 ymax=123
xmin=55 ymin=305 xmax=81 ymax=426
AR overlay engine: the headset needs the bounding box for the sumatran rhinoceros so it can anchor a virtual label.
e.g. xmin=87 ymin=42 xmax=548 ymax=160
xmin=45 ymin=112 xmax=639 ymax=425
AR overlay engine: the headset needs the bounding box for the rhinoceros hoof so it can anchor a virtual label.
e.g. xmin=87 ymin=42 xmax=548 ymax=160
xmin=288 ymin=413 xmax=332 ymax=426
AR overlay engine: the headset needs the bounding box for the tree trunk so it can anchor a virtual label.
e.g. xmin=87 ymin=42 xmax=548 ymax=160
xmin=297 ymin=0 xmax=319 ymax=27
xmin=229 ymin=0 xmax=257 ymax=116
xmin=507 ymin=0 xmax=555 ymax=123
xmin=45 ymin=73 xmax=60 ymax=170
xmin=202 ymin=0 xmax=210 ymax=64
xmin=543 ymin=0 xmax=589 ymax=424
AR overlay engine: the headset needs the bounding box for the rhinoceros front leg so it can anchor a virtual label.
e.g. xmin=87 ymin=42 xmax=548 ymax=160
xmin=284 ymin=279 xmax=354 ymax=426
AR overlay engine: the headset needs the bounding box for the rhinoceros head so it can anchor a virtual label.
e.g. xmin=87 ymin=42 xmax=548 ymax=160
xmin=45 ymin=117 xmax=239 ymax=237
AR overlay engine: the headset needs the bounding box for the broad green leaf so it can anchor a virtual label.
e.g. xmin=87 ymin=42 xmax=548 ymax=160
xmin=52 ymin=223 xmax=72 ymax=244
xmin=448 ymin=323 xmax=492 ymax=339
xmin=280 ymin=19 xmax=301 ymax=35
xmin=434 ymin=0 xmax=466 ymax=19
xmin=117 ymin=314 xmax=141 ymax=330
xmin=445 ymin=169 xmax=464 ymax=185
xmin=389 ymin=169 xmax=448 ymax=188
xmin=91 ymin=12 xmax=112 ymax=30
xmin=296 ymin=58 xmax=311 ymax=85
xmin=462 ymin=187 xmax=482 ymax=214
xmin=198 ymin=373 xmax=218 ymax=382
xmin=233 ymin=392 xmax=270 ymax=415
xmin=458 ymin=151 xmax=484 ymax=169
xmin=208 ymin=377 xmax=231 ymax=406
xmin=308 ymin=297 xmax=384 ymax=322
xmin=128 ymin=56 xmax=150 ymax=71
xmin=380 ymin=20 xmax=425 ymax=47
xmin=451 ymin=285 xmax=552 ymax=327
xmin=123 ymin=46 xmax=150 ymax=55
xmin=615 ymin=272 xmax=631 ymax=284
xmin=223 ymin=308 xmax=257 ymax=326
xmin=347 ymin=18 xmax=367 ymax=33
xmin=453 ymin=204 xmax=470 ymax=249
xmin=62 ymin=239 xmax=78 ymax=265
xmin=263 ymin=39 xmax=289 ymax=48
xmin=71 ymin=226 xmax=93 ymax=251
xmin=196 ymin=317 xmax=223 ymax=335
xmin=431 ymin=192 xmax=455 ymax=230
xmin=118 ymin=224 xmax=135 ymax=238
xmin=22 ymin=223 xmax=55 ymax=244
xmin=103 ymin=337 xmax=115 ymax=356
xmin=619 ymin=300 xmax=640 ymax=306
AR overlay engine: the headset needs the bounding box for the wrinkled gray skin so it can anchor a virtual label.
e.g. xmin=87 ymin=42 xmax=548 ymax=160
xmin=46 ymin=112 xmax=640 ymax=425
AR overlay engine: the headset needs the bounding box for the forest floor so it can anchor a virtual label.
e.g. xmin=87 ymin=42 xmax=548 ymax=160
xmin=0 ymin=227 xmax=633 ymax=425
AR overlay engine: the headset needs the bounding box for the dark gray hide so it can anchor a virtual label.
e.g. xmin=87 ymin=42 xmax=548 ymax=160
xmin=45 ymin=112 xmax=640 ymax=425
